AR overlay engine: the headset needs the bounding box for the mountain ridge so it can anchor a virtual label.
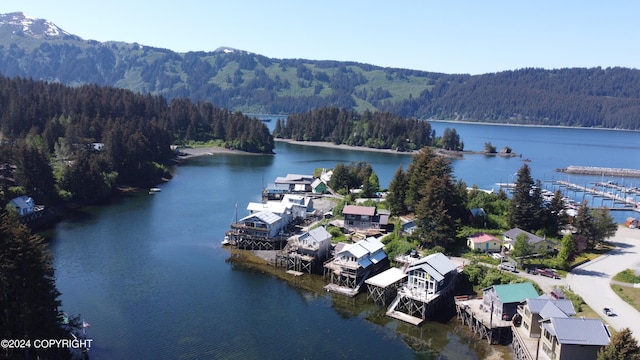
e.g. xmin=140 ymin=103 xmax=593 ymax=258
xmin=1 ymin=12 xmax=639 ymax=130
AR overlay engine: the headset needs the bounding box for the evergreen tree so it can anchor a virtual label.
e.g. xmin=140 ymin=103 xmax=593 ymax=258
xmin=387 ymin=165 xmax=407 ymax=215
xmin=598 ymin=328 xmax=640 ymax=360
xmin=404 ymin=148 xmax=465 ymax=249
xmin=543 ymin=189 xmax=567 ymax=236
xmin=508 ymin=164 xmax=544 ymax=232
xmin=0 ymin=213 xmax=70 ymax=359
xmin=14 ymin=144 xmax=58 ymax=204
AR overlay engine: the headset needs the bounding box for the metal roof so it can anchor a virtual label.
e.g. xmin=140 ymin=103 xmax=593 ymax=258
xmin=342 ymin=205 xmax=376 ymax=216
xmin=525 ymin=297 xmax=576 ymax=317
xmin=240 ymin=210 xmax=281 ymax=225
xmin=542 ymin=317 xmax=610 ymax=346
xmin=365 ymin=267 xmax=407 ymax=287
xmin=488 ymin=283 xmax=539 ymax=304
xmin=407 ymin=253 xmax=458 ymax=282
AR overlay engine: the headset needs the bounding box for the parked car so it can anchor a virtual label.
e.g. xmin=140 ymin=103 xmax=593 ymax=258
xmin=603 ymin=307 xmax=614 ymax=316
xmin=534 ymin=268 xmax=560 ymax=279
xmin=498 ymin=262 xmax=517 ymax=272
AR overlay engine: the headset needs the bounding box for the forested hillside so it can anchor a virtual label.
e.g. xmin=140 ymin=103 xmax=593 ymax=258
xmin=1 ymin=12 xmax=640 ymax=129
xmin=0 ymin=76 xmax=273 ymax=207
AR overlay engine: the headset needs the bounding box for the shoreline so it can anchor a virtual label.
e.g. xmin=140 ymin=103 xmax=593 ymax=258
xmin=175 ymin=145 xmax=257 ymax=159
xmin=274 ymin=138 xmax=417 ymax=155
xmin=275 ymin=138 xmax=520 ymax=159
xmin=427 ymin=119 xmax=640 ymax=133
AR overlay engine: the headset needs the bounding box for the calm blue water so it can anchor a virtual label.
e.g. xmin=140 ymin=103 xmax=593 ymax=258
xmin=49 ymin=123 xmax=640 ymax=359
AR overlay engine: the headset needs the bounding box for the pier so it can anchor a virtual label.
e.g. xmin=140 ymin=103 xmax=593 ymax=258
xmin=557 ymin=166 xmax=640 ymax=178
xmin=455 ymin=296 xmax=513 ymax=345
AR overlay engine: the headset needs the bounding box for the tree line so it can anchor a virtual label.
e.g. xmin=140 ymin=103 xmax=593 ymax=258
xmin=0 ymin=76 xmax=274 ymax=208
xmin=273 ymin=107 xmax=437 ymax=151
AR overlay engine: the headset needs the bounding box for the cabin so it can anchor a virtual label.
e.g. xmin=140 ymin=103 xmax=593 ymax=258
xmin=516 ymin=295 xmax=576 ymax=338
xmin=235 ymin=210 xmax=283 ymax=238
xmin=311 ymin=178 xmax=327 ymax=194
xmin=386 ymin=253 xmax=459 ymax=325
xmin=287 ymin=226 xmax=333 ymax=274
xmin=274 ymin=174 xmax=314 ymax=192
xmin=539 ymin=317 xmax=610 ymax=360
xmin=262 ymin=183 xmax=290 ymax=201
xmin=503 ymin=228 xmax=555 ymax=254
xmin=467 ymin=233 xmax=502 ymax=252
xmin=482 ymin=283 xmax=538 ymax=321
xmin=323 ymin=236 xmax=389 ymax=296
xmin=8 ymin=195 xmax=36 ymax=216
xmin=247 ymin=194 xmax=313 ymax=224
xmin=226 ymin=210 xmax=289 ymax=250
xmin=404 ymin=253 xmax=458 ymax=299
xmin=342 ymin=205 xmax=388 ymax=232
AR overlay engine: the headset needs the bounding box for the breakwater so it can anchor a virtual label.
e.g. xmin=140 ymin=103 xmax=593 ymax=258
xmin=556 ymin=166 xmax=640 ymax=178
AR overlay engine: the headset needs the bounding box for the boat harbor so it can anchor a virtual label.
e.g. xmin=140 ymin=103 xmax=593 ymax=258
xmin=547 ymin=180 xmax=640 ymax=211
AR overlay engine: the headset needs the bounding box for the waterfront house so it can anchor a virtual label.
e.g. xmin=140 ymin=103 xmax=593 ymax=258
xmin=248 ymin=194 xmax=314 ymax=224
xmin=342 ymin=205 xmax=388 ymax=232
xmin=386 ymin=253 xmax=459 ymax=325
xmin=311 ymin=178 xmax=327 ymax=194
xmin=235 ymin=210 xmax=283 ymax=238
xmin=287 ymin=226 xmax=332 ymax=274
xmin=503 ymin=228 xmax=555 ymax=254
xmin=516 ymin=295 xmax=576 ymax=338
xmin=539 ymin=317 xmax=610 ymax=360
xmin=482 ymin=283 xmax=538 ymax=321
xmin=274 ymin=174 xmax=314 ymax=192
xmin=404 ymin=253 xmax=458 ymax=298
xmin=323 ymin=236 xmax=389 ymax=296
xmin=467 ymin=233 xmax=502 ymax=252
xmin=262 ymin=183 xmax=290 ymax=201
xmin=8 ymin=195 xmax=35 ymax=216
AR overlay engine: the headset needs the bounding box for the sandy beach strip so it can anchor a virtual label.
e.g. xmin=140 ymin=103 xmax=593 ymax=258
xmin=176 ymin=146 xmax=254 ymax=159
xmin=274 ymin=138 xmax=417 ymax=155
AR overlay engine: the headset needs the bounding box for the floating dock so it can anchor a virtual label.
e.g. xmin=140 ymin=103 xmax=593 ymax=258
xmin=557 ymin=166 xmax=640 ymax=178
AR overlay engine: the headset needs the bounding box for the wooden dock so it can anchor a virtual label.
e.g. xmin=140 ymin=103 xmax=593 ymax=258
xmin=455 ymin=297 xmax=513 ymax=345
xmin=552 ymin=180 xmax=640 ymax=210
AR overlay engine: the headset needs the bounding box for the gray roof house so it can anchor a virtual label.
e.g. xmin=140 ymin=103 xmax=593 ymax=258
xmin=503 ymin=228 xmax=555 ymax=254
xmin=9 ymin=195 xmax=35 ymax=216
xmin=539 ymin=317 xmax=610 ymax=360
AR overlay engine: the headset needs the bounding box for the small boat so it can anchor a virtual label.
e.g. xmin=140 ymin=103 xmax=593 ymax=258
xmin=149 ymin=187 xmax=162 ymax=193
xmin=221 ymin=235 xmax=231 ymax=246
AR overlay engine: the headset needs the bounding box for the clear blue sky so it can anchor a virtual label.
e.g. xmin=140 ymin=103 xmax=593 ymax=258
xmin=8 ymin=1 xmax=640 ymax=75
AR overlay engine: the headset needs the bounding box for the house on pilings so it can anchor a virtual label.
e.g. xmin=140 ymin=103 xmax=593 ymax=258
xmin=323 ymin=236 xmax=388 ymax=297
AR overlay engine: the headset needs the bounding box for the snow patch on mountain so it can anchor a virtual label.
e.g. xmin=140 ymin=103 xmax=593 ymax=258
xmin=0 ymin=12 xmax=70 ymax=38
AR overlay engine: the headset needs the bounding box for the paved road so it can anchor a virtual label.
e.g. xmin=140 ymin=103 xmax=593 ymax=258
xmin=566 ymin=225 xmax=640 ymax=341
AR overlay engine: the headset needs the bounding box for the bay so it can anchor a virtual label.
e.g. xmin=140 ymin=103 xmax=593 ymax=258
xmin=49 ymin=123 xmax=640 ymax=359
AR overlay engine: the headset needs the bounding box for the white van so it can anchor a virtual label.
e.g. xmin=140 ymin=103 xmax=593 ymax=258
xmin=498 ymin=262 xmax=517 ymax=272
